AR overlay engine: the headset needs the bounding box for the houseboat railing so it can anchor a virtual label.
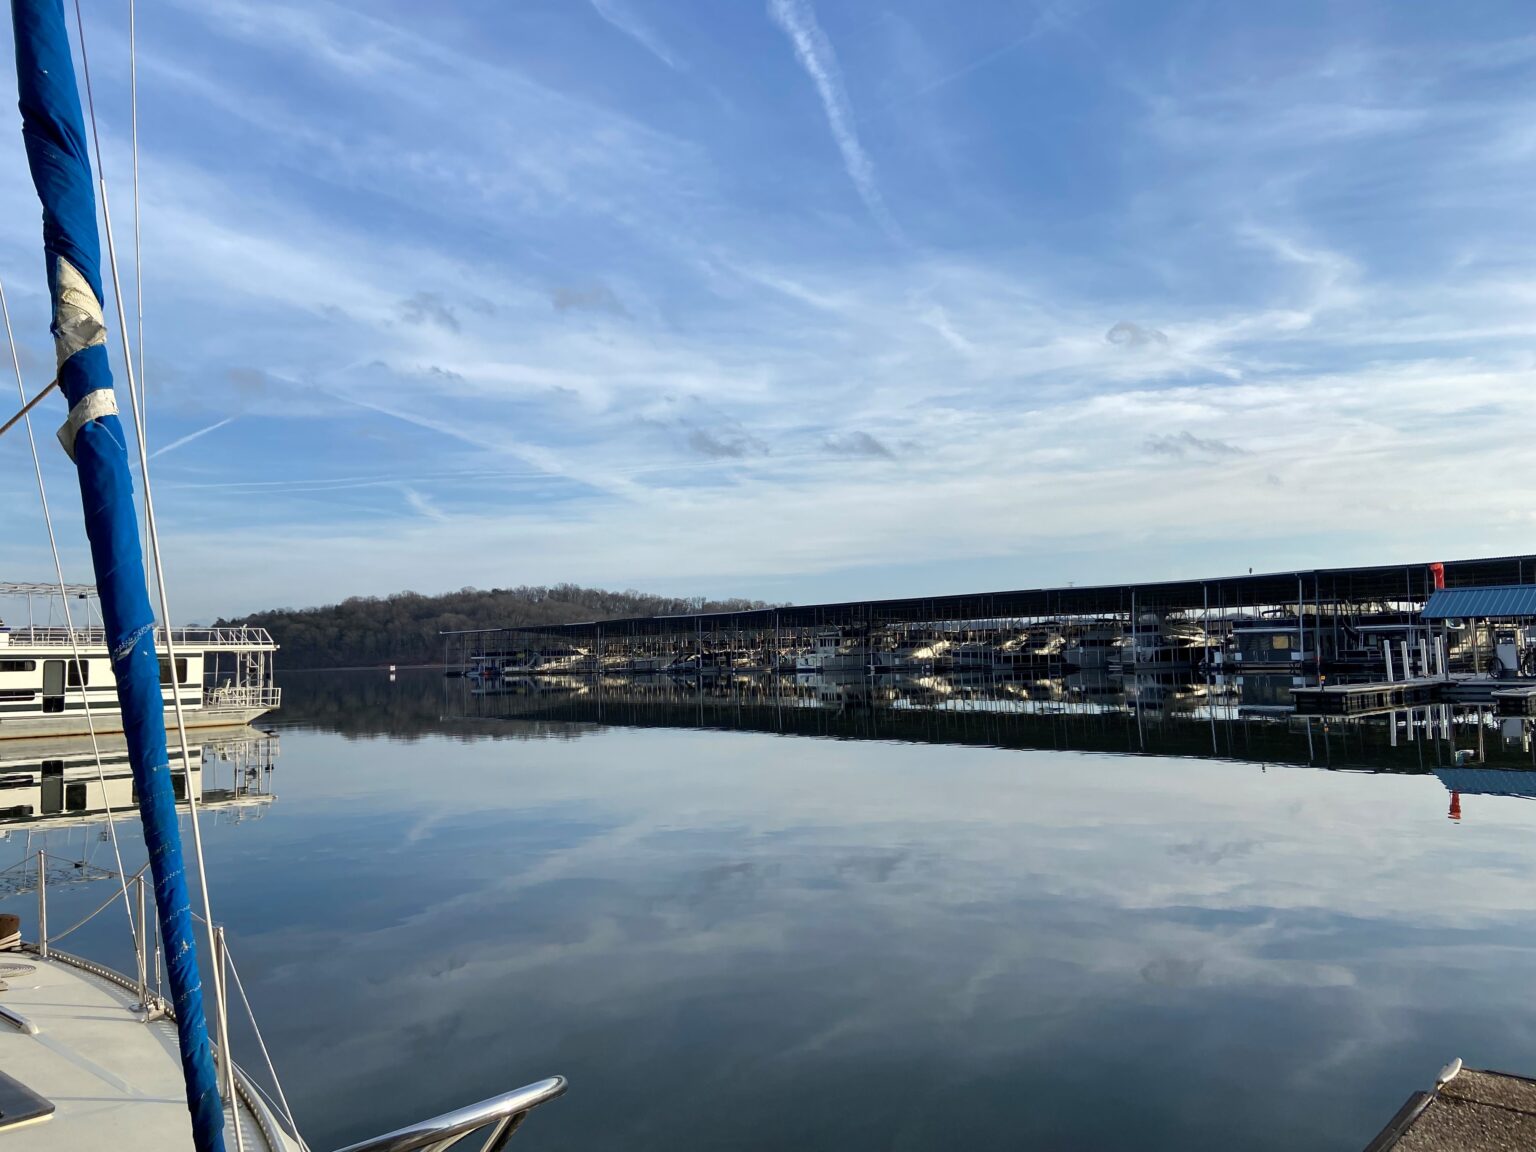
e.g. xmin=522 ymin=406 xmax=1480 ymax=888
xmin=329 ymin=1077 xmax=568 ymax=1152
xmin=0 ymin=625 xmax=277 ymax=650
xmin=206 ymin=685 xmax=283 ymax=710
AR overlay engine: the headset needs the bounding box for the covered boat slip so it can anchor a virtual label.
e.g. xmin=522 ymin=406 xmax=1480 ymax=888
xmin=0 ymin=950 xmax=299 ymax=1151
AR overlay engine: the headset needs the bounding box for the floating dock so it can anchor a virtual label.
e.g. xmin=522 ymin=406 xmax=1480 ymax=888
xmin=1366 ymin=1065 xmax=1536 ymax=1151
xmin=1292 ymin=678 xmax=1445 ymax=715
xmin=1491 ymin=685 xmax=1536 ymax=716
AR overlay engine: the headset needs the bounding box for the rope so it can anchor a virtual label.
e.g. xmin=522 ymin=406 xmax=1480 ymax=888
xmin=70 ymin=0 xmax=231 ymax=1113
xmin=0 ymin=277 xmax=138 ymax=944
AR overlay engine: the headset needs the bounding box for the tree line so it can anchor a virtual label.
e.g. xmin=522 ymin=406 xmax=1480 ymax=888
xmin=218 ymin=584 xmax=776 ymax=669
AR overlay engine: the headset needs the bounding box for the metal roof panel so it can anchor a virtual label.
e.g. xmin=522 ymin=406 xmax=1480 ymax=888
xmin=1422 ymin=585 xmax=1536 ymax=619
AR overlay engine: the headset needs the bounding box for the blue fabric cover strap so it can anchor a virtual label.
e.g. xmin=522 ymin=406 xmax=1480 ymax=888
xmin=10 ymin=2 xmax=226 ymax=1149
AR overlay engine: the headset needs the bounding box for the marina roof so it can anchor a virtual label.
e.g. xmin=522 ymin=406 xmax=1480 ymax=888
xmin=459 ymin=553 xmax=1536 ymax=638
xmin=0 ymin=583 xmax=95 ymax=597
xmin=1421 ymin=584 xmax=1536 ymax=620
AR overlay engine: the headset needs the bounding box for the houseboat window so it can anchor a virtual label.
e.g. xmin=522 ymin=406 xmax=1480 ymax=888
xmin=158 ymin=657 xmax=189 ymax=686
xmin=65 ymin=783 xmax=87 ymax=812
xmin=1273 ymin=635 xmax=1290 ymax=650
xmin=66 ymin=659 xmax=88 ymax=687
xmin=41 ymin=660 xmax=63 ymax=711
xmin=0 ymin=660 xmax=35 ymax=672
xmin=40 ymin=760 xmax=63 ymax=815
xmin=0 ymin=690 xmax=35 ymax=701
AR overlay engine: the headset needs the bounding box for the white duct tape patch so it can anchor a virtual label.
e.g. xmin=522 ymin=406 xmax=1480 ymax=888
xmin=57 ymin=388 xmax=119 ymax=461
xmin=53 ymin=256 xmax=107 ymax=367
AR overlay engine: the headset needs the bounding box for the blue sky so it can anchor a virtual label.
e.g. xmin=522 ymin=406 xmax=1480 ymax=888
xmin=2 ymin=0 xmax=1535 ymax=618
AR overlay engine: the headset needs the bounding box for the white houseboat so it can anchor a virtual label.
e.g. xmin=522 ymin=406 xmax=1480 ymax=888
xmin=0 ymin=584 xmax=280 ymax=740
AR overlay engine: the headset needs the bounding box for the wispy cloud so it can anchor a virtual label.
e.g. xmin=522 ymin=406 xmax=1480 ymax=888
xmin=1106 ymin=320 xmax=1168 ymax=348
xmin=551 ymin=283 xmax=630 ymax=318
xmin=398 ymin=292 xmax=461 ymax=333
xmin=768 ymin=0 xmax=899 ymax=239
xmin=1145 ymin=431 xmax=1246 ymax=460
xmin=589 ymin=0 xmax=680 ymax=70
xmin=823 ymin=431 xmax=896 ymax=459
xmin=686 ymin=427 xmax=768 ymax=459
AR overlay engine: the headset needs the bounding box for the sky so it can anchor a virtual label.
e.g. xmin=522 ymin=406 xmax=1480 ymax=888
xmin=2 ymin=0 xmax=1536 ymax=619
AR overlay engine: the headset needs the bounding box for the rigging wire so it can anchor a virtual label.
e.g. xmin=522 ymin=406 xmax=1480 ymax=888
xmin=68 ymin=2 xmax=233 ymax=1112
xmin=223 ymin=939 xmax=303 ymax=1141
xmin=0 ymin=277 xmax=137 ymax=943
xmin=130 ymin=0 xmax=149 ymax=597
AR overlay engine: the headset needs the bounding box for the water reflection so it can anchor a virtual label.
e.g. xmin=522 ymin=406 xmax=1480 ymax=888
xmin=283 ymin=666 xmax=1536 ymax=783
xmin=0 ymin=727 xmax=277 ymax=837
xmin=18 ymin=672 xmax=1536 ymax=1151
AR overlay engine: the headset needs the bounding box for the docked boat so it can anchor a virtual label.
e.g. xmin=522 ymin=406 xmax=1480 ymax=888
xmin=948 ymin=639 xmax=996 ymax=672
xmin=1062 ymin=622 xmax=1122 ymax=671
xmin=795 ymin=631 xmax=865 ymax=674
xmin=0 ymin=585 xmax=279 ymax=740
xmin=1113 ymin=612 xmax=1206 ymax=672
xmin=991 ymin=626 xmax=1065 ymax=673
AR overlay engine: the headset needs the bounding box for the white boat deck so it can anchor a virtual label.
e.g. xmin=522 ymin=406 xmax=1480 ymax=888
xmin=0 ymin=949 xmax=301 ymax=1151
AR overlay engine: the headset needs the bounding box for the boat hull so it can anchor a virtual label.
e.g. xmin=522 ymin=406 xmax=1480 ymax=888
xmin=0 ymin=703 xmax=273 ymax=741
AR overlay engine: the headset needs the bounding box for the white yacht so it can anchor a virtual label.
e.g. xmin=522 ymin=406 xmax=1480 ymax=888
xmin=1113 ymin=612 xmax=1206 ymax=672
xmin=1062 ymin=623 xmax=1122 ymax=671
xmin=991 ymin=626 xmax=1065 ymax=673
xmin=0 ymin=585 xmax=280 ymax=741
xmin=795 ymin=631 xmax=865 ymax=674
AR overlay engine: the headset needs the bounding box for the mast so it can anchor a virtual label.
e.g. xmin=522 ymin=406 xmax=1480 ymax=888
xmin=10 ymin=3 xmax=226 ymax=1149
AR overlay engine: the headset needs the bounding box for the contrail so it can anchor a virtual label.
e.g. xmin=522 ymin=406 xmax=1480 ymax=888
xmin=148 ymin=415 xmax=236 ymax=459
xmin=589 ymin=0 xmax=680 ymax=70
xmin=768 ymin=0 xmax=900 ymax=240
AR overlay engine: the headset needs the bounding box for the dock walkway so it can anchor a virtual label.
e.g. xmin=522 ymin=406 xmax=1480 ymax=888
xmin=1366 ymin=1067 xmax=1536 ymax=1150
xmin=1292 ymin=677 xmax=1443 ymax=715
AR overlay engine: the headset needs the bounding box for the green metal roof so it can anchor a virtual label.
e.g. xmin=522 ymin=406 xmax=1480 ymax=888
xmin=1422 ymin=585 xmax=1536 ymax=619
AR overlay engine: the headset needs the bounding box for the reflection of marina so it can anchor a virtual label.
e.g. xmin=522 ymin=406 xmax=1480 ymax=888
xmin=436 ymin=667 xmax=1536 ymax=779
xmin=0 ymin=727 xmax=277 ymax=832
xmin=446 ymin=563 xmax=1536 ymax=728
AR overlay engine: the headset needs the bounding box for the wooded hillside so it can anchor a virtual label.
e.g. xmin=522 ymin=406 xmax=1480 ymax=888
xmin=219 ymin=584 xmax=775 ymax=669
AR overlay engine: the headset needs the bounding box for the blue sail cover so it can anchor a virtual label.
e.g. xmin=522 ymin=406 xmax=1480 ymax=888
xmin=10 ymin=2 xmax=226 ymax=1148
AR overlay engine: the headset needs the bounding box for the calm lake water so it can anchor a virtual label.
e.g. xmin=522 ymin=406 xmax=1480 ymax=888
xmin=7 ymin=668 xmax=1536 ymax=1150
